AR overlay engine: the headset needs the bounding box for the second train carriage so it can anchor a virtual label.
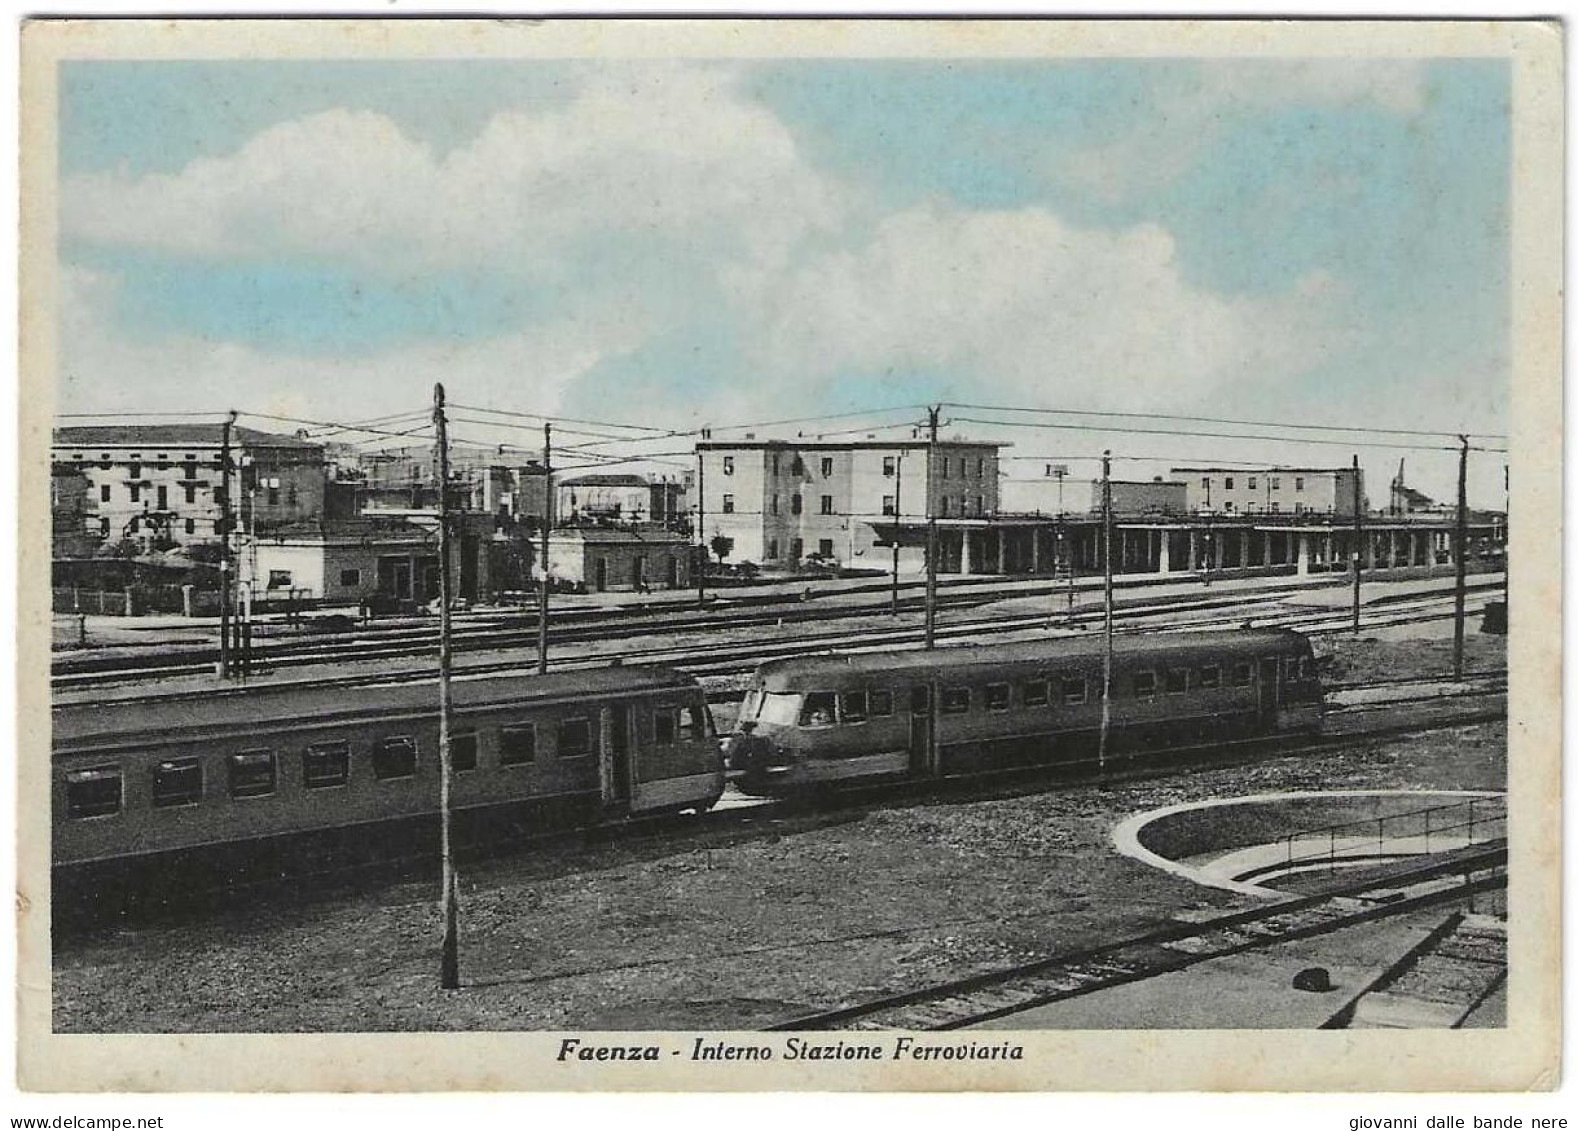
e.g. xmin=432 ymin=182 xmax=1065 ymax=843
xmin=52 ymin=665 xmax=724 ymax=915
xmin=725 ymin=629 xmax=1322 ymax=793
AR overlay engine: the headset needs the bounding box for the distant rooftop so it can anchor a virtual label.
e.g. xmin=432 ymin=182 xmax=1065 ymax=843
xmin=54 ymin=423 xmax=322 ymax=450
xmin=559 ymin=473 xmax=653 ymax=487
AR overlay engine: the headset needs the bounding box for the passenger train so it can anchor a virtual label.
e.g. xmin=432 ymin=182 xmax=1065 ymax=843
xmin=52 ymin=665 xmax=724 ymax=919
xmin=724 ymin=628 xmax=1323 ymax=793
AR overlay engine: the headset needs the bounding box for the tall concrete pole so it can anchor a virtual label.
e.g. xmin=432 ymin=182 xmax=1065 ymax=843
xmin=1351 ymin=454 xmax=1363 ymax=633
xmin=537 ymin=423 xmax=552 ymax=675
xmin=218 ymin=410 xmax=236 ymax=679
xmin=924 ymin=407 xmax=940 ymax=650
xmin=1453 ymin=435 xmax=1470 ymax=679
xmin=890 ymin=452 xmax=903 ymax=616
xmin=696 ymin=434 xmax=707 ymax=607
xmin=1098 ymin=450 xmax=1114 ymax=778
xmin=432 ymin=383 xmax=460 ymax=991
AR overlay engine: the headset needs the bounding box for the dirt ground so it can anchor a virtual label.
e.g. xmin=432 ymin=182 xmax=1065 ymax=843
xmin=53 ymin=685 xmax=1505 ymax=1033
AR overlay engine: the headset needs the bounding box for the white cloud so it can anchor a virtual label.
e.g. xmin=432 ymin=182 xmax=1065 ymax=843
xmin=752 ymin=203 xmax=1341 ymax=412
xmin=62 ymin=64 xmax=843 ymax=282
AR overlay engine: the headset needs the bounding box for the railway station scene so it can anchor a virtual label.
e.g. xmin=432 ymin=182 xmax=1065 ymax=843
xmin=25 ymin=23 xmax=1557 ymax=1099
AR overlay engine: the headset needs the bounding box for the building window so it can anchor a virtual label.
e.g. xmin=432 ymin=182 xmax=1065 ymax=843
xmin=722 ymin=456 xmax=734 ymax=476
xmin=883 ymin=456 xmax=896 ymax=476
xmin=976 ymin=458 xmax=984 ymax=477
xmin=791 ymin=495 xmax=803 ymax=515
xmin=65 ymin=766 xmax=122 ymax=819
xmin=820 ymin=457 xmax=834 ymax=477
xmin=1294 ymin=503 xmax=1305 ymax=516
xmin=303 ymin=743 xmax=350 ymax=789
xmin=128 ymin=462 xmax=141 ymax=480
xmin=267 ymin=570 xmax=292 ymax=589
xmin=340 ymin=568 xmax=361 ymax=587
xmin=984 ymin=683 xmax=1011 ymax=712
xmin=819 ymin=495 xmax=834 ymax=515
xmin=941 ymin=457 xmax=951 ymax=478
xmin=99 ymin=454 xmax=111 ymax=469
xmin=770 ymin=454 xmax=779 ymax=475
xmin=722 ymin=494 xmax=735 ymax=514
xmin=228 ymin=751 xmax=277 ymax=798
xmin=129 ymin=485 xmax=141 ymax=504
xmin=792 ymin=457 xmax=804 ymax=476
xmin=99 ymin=484 xmax=110 ymax=503
xmin=770 ymin=494 xmax=778 ymax=515
xmin=500 ymin=725 xmax=536 ymax=765
xmin=151 ymin=758 xmax=202 ymax=808
xmin=818 ymin=538 xmax=834 ymax=558
xmin=1270 ymin=502 xmax=1281 ymax=514
xmin=940 ymin=497 xmax=950 ymax=517
xmin=1224 ymin=477 xmax=1234 ymax=490
xmin=156 ymin=485 xmax=168 ymax=509
xmin=287 ymin=484 xmax=299 ymax=507
xmin=182 ymin=484 xmax=196 ymax=504
xmin=1201 ymin=477 xmax=1210 ymax=490
xmin=373 ymin=737 xmax=417 ymax=780
xmin=99 ymin=517 xmax=109 ymax=536
xmin=882 ymin=495 xmax=896 ymax=516
xmin=975 ymin=495 xmax=985 ymax=516
xmin=559 ymin=718 xmax=593 ymax=758
xmin=451 ymin=730 xmax=478 ymax=773
xmin=127 ymin=517 xmax=140 ymax=534
xmin=1295 ymin=477 xmax=1305 ymax=491
xmin=1271 ymin=477 xmax=1281 ymax=490
xmin=941 ymin=687 xmax=971 ymax=714
xmin=791 ymin=537 xmax=803 ymax=559
xmin=184 ymin=463 xmax=198 ymax=480
xmin=1248 ymin=477 xmax=1257 ymax=490
xmin=184 ymin=519 xmax=195 ymax=534
xmin=766 ymin=538 xmax=778 ymax=559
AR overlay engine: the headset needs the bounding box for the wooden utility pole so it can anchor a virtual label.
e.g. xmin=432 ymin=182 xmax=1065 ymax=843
xmin=696 ymin=433 xmax=708 ymax=607
xmin=537 ymin=422 xmax=552 ymax=675
xmin=433 ymin=383 xmax=460 ymax=991
xmin=924 ymin=407 xmax=940 ymax=649
xmin=1453 ymin=435 xmax=1470 ymax=679
xmin=890 ymin=452 xmax=903 ymax=616
xmin=218 ymin=410 xmax=237 ymax=679
xmin=1351 ymin=454 xmax=1363 ymax=633
xmin=1098 ymin=451 xmax=1114 ymax=778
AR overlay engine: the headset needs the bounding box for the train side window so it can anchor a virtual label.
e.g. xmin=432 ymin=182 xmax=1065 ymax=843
xmin=151 ymin=757 xmax=202 ymax=808
xmin=681 ymin=705 xmax=707 ymax=741
xmin=559 ymin=718 xmax=593 ymax=757
xmin=500 ymin=724 xmax=536 ymax=765
xmin=373 ymin=737 xmax=417 ymax=781
xmin=228 ymin=751 xmax=277 ymax=799
xmin=451 ymin=730 xmax=478 ymax=773
xmin=984 ymin=683 xmax=1011 ymax=712
xmin=941 ymin=687 xmax=971 ymax=714
xmin=65 ymin=766 xmax=122 ymax=818
xmin=302 ymin=742 xmax=350 ymax=789
xmin=1165 ymin=670 xmax=1188 ymax=695
xmin=654 ymin=707 xmax=677 ymax=746
xmin=1022 ymin=680 xmax=1049 ymax=708
xmin=799 ymin=692 xmax=837 ymax=727
xmin=909 ymin=686 xmax=930 ymax=715
xmin=840 ymin=691 xmax=868 ymax=724
xmin=869 ymin=690 xmax=894 ymax=717
xmin=1132 ymin=671 xmax=1158 ymax=700
xmin=1199 ymin=665 xmax=1222 ymax=690
xmin=1061 ymin=677 xmax=1087 ymax=705
xmin=1233 ymin=662 xmax=1255 ymax=687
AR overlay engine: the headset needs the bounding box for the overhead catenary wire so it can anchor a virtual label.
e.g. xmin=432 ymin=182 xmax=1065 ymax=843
xmin=946 ymin=415 xmax=1504 ymax=455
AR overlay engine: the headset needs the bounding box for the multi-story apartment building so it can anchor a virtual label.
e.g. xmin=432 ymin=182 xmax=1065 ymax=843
xmin=1171 ymin=466 xmax=1366 ymax=518
xmin=697 ymin=439 xmax=1002 ymax=568
xmin=52 ymin=424 xmax=327 ymax=553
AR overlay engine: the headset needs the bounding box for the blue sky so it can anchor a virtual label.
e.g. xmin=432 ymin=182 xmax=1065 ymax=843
xmin=57 ymin=57 xmax=1509 ymax=500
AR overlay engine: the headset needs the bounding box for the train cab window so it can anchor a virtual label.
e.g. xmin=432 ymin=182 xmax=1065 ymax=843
xmin=909 ymin=687 xmax=930 ymax=716
xmin=941 ymin=687 xmax=971 ymax=714
xmin=984 ymin=683 xmax=1011 ymax=712
xmin=840 ymin=691 xmax=868 ymax=724
xmin=559 ymin=718 xmax=594 ymax=757
xmin=500 ymin=724 xmax=537 ymax=765
xmin=228 ymin=751 xmax=277 ymax=799
xmin=799 ymin=692 xmax=837 ymax=728
xmin=151 ymin=757 xmax=202 ymax=808
xmin=302 ymin=743 xmax=350 ymax=789
xmin=654 ymin=708 xmax=678 ymax=746
xmin=1022 ymin=680 xmax=1049 ymax=708
xmin=1198 ymin=665 xmax=1222 ymax=690
xmin=1165 ymin=670 xmax=1188 ymax=696
xmin=869 ymin=690 xmax=894 ymax=717
xmin=65 ymin=766 xmax=122 ymax=819
xmin=1232 ymin=662 xmax=1255 ymax=687
xmin=372 ymin=737 xmax=417 ymax=781
xmin=681 ymin=705 xmax=708 ymax=741
xmin=1132 ymin=671 xmax=1158 ymax=700
xmin=451 ymin=731 xmax=478 ymax=773
xmin=1061 ymin=677 xmax=1087 ymax=705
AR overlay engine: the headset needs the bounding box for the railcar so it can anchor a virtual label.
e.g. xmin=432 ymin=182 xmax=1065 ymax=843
xmin=725 ymin=629 xmax=1322 ymax=794
xmin=52 ymin=665 xmax=723 ymax=918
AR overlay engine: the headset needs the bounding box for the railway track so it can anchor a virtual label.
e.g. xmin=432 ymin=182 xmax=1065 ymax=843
xmin=766 ymin=842 xmax=1507 ymax=1031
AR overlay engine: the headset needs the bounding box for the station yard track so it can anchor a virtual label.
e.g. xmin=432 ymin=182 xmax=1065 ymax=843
xmin=52 ymin=580 xmax=1505 ymax=704
xmin=765 ymin=842 xmax=1507 ymax=1032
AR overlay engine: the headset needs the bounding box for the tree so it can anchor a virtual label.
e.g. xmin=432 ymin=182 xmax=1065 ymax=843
xmin=709 ymin=534 xmax=734 ymax=565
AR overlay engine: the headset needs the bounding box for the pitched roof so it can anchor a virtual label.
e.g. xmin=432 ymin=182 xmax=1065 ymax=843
xmin=53 ymin=423 xmax=322 ymax=450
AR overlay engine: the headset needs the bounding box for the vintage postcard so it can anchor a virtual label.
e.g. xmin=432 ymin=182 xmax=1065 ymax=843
xmin=16 ymin=17 xmax=1562 ymax=1093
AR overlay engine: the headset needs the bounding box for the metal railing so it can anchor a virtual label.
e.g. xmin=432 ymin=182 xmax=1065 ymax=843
xmin=1279 ymin=796 xmax=1507 ymax=875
